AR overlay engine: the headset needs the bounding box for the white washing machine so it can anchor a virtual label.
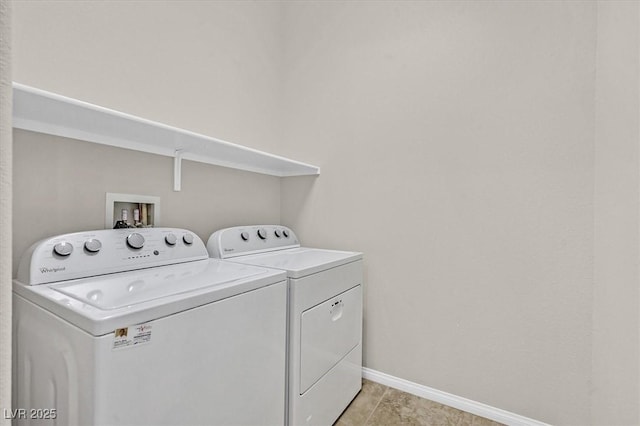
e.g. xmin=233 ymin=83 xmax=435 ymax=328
xmin=207 ymin=225 xmax=363 ymax=426
xmin=13 ymin=227 xmax=288 ymax=426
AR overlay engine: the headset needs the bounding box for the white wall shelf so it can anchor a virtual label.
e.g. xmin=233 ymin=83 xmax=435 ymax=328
xmin=12 ymin=82 xmax=320 ymax=186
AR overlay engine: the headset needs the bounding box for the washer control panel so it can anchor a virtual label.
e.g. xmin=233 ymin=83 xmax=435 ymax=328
xmin=17 ymin=228 xmax=208 ymax=285
xmin=207 ymin=225 xmax=300 ymax=259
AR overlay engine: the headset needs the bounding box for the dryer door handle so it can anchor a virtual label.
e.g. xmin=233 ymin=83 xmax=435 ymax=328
xmin=330 ymin=300 xmax=344 ymax=321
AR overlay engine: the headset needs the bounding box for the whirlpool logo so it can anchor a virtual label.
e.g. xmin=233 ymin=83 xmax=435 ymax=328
xmin=39 ymin=267 xmax=66 ymax=274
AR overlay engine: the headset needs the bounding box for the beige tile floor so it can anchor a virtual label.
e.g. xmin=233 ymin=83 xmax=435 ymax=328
xmin=334 ymin=379 xmax=505 ymax=426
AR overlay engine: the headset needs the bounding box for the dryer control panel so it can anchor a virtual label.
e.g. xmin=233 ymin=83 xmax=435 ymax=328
xmin=207 ymin=225 xmax=300 ymax=259
xmin=17 ymin=228 xmax=208 ymax=285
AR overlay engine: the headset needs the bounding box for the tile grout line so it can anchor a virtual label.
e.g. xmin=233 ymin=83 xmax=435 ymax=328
xmin=363 ymin=384 xmax=389 ymax=426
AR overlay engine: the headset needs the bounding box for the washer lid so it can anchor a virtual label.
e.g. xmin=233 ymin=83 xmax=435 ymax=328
xmin=13 ymin=259 xmax=286 ymax=336
xmin=51 ymin=259 xmax=266 ymax=310
xmin=229 ymin=247 xmax=363 ymax=278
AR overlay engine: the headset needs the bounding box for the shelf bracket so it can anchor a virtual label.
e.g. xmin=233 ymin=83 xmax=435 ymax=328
xmin=174 ymin=150 xmax=183 ymax=192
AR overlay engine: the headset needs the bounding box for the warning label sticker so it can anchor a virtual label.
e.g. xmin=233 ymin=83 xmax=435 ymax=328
xmin=112 ymin=323 xmax=153 ymax=350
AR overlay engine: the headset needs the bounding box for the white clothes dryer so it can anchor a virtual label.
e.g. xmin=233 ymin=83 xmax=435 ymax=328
xmin=13 ymin=227 xmax=288 ymax=426
xmin=207 ymin=225 xmax=363 ymax=426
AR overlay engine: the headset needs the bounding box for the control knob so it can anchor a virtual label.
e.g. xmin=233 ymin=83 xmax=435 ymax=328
xmin=183 ymin=233 xmax=194 ymax=245
xmin=126 ymin=233 xmax=145 ymax=249
xmin=257 ymin=229 xmax=267 ymax=240
xmin=165 ymin=233 xmax=177 ymax=245
xmin=53 ymin=242 xmax=73 ymax=256
xmin=274 ymin=229 xmax=281 ymax=238
xmin=282 ymin=229 xmax=290 ymax=238
xmin=241 ymin=232 xmax=250 ymax=241
xmin=84 ymin=239 xmax=102 ymax=253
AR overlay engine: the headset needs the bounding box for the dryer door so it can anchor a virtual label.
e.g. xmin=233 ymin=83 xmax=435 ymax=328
xmin=299 ymin=285 xmax=362 ymax=394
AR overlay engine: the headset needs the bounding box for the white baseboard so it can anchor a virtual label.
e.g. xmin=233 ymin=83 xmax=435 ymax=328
xmin=362 ymin=367 xmax=551 ymax=426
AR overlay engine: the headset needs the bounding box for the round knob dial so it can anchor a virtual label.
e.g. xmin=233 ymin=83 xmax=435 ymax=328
xmin=84 ymin=239 xmax=102 ymax=253
xmin=183 ymin=233 xmax=194 ymax=245
xmin=240 ymin=232 xmax=250 ymax=241
xmin=53 ymin=242 xmax=73 ymax=256
xmin=126 ymin=233 xmax=145 ymax=249
xmin=282 ymin=229 xmax=290 ymax=238
xmin=257 ymin=229 xmax=267 ymax=240
xmin=165 ymin=233 xmax=177 ymax=245
xmin=274 ymin=229 xmax=281 ymax=238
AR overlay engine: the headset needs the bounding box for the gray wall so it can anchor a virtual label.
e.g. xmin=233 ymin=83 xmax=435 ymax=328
xmin=592 ymin=2 xmax=640 ymax=424
xmin=280 ymin=2 xmax=596 ymax=423
xmin=10 ymin=1 xmax=640 ymax=425
xmin=12 ymin=0 xmax=284 ymax=153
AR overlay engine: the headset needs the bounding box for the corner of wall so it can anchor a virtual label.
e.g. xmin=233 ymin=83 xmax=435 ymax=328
xmin=0 ymin=0 xmax=12 ymax=422
xmin=592 ymin=1 xmax=640 ymax=424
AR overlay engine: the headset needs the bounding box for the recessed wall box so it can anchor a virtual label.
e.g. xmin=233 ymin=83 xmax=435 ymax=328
xmin=105 ymin=193 xmax=160 ymax=229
